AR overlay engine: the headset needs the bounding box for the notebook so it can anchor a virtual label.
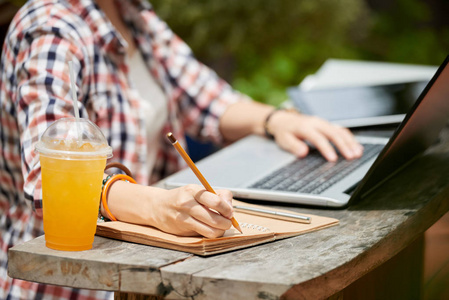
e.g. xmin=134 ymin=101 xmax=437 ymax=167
xmin=165 ymin=56 xmax=449 ymax=208
xmin=96 ymin=200 xmax=339 ymax=256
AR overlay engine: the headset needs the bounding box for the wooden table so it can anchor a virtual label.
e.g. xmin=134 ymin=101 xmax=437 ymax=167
xmin=8 ymin=129 xmax=449 ymax=299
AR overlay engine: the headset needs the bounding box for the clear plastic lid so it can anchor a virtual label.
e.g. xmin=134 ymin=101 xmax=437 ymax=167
xmin=35 ymin=117 xmax=113 ymax=159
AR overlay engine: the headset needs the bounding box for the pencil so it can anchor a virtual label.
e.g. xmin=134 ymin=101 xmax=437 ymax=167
xmin=166 ymin=132 xmax=243 ymax=234
xmin=233 ymin=205 xmax=311 ymax=224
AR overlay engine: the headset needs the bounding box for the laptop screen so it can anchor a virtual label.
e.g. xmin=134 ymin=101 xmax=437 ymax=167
xmin=288 ymin=81 xmax=429 ymax=128
xmin=348 ymin=56 xmax=449 ymax=205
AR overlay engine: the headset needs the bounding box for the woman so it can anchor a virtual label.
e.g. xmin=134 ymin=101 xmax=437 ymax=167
xmin=0 ymin=0 xmax=362 ymax=298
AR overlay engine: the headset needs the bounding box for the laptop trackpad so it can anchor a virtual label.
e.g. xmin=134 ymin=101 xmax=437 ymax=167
xmin=167 ymin=136 xmax=296 ymax=188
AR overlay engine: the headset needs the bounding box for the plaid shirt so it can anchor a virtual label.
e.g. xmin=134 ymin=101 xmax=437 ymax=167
xmin=0 ymin=0 xmax=250 ymax=298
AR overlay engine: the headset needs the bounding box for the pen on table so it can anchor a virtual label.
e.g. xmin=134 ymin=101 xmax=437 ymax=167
xmin=233 ymin=205 xmax=311 ymax=224
xmin=166 ymin=132 xmax=243 ymax=234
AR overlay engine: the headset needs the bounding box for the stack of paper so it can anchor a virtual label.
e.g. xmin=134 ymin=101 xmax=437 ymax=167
xmin=299 ymin=58 xmax=438 ymax=91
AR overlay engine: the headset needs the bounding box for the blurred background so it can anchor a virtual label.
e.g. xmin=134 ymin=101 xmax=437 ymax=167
xmin=2 ymin=0 xmax=449 ymax=108
xmin=150 ymin=0 xmax=449 ymax=107
xmin=1 ymin=1 xmax=449 ymax=299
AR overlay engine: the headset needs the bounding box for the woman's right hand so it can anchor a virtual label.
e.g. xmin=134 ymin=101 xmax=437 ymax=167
xmin=148 ymin=184 xmax=235 ymax=238
xmin=104 ymin=181 xmax=235 ymax=238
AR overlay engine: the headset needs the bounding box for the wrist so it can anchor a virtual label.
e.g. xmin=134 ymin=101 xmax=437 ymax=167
xmin=141 ymin=186 xmax=169 ymax=227
xmin=102 ymin=180 xmax=158 ymax=226
xmin=263 ymin=107 xmax=299 ymax=139
xmin=263 ymin=108 xmax=278 ymax=139
xmin=101 ymin=174 xmax=136 ymax=221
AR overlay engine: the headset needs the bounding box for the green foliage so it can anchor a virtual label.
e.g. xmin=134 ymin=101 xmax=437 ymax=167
xmin=357 ymin=0 xmax=448 ymax=64
xmin=151 ymin=0 xmax=370 ymax=106
xmin=151 ymin=0 xmax=448 ymax=106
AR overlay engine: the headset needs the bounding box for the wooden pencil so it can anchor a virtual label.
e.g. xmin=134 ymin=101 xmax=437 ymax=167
xmin=166 ymin=132 xmax=243 ymax=234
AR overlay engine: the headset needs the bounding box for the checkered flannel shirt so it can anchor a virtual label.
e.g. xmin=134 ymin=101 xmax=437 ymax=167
xmin=0 ymin=0 xmax=250 ymax=298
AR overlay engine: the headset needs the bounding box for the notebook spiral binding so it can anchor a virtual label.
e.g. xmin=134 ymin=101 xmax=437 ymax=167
xmin=240 ymin=223 xmax=271 ymax=232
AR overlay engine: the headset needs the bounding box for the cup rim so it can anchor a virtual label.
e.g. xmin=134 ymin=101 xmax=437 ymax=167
xmin=35 ymin=141 xmax=113 ymax=159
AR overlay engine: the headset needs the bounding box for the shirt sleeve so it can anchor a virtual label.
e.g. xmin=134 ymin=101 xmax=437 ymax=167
xmin=141 ymin=9 xmax=253 ymax=145
xmin=10 ymin=26 xmax=88 ymax=210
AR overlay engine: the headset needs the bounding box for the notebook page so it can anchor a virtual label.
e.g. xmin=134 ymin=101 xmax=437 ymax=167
xmin=96 ymin=207 xmax=337 ymax=247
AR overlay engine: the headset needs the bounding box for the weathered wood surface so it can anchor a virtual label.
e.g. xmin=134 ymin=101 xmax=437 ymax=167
xmin=160 ymin=152 xmax=449 ymax=299
xmin=8 ymin=236 xmax=193 ymax=295
xmin=8 ymin=129 xmax=449 ymax=299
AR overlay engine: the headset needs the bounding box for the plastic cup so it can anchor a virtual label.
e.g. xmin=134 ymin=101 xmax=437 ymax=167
xmin=35 ymin=117 xmax=112 ymax=251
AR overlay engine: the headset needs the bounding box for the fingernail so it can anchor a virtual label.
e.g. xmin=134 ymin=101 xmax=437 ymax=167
xmin=297 ymin=148 xmax=308 ymax=158
xmin=327 ymin=152 xmax=338 ymax=161
xmin=348 ymin=149 xmax=357 ymax=159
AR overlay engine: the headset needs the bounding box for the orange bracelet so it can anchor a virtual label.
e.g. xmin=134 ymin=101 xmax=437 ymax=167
xmin=101 ymin=174 xmax=136 ymax=221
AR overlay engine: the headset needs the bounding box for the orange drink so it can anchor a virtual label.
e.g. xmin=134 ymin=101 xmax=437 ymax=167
xmin=40 ymin=151 xmax=106 ymax=251
xmin=36 ymin=118 xmax=112 ymax=251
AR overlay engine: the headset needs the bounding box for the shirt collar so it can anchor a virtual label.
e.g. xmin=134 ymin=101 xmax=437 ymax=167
xmin=116 ymin=0 xmax=152 ymax=35
xmin=68 ymin=0 xmax=129 ymax=58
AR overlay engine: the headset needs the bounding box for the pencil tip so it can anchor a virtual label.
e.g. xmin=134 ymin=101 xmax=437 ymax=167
xmin=231 ymin=217 xmax=243 ymax=233
xmin=234 ymin=222 xmax=243 ymax=234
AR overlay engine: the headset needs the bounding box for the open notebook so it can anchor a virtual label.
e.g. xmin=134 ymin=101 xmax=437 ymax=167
xmin=96 ymin=200 xmax=338 ymax=256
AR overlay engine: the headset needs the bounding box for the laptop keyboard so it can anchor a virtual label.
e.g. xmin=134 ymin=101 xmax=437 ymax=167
xmin=249 ymin=143 xmax=384 ymax=194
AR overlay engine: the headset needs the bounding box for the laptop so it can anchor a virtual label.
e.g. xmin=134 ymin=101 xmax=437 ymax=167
xmin=165 ymin=56 xmax=449 ymax=208
xmin=288 ymin=80 xmax=429 ymax=128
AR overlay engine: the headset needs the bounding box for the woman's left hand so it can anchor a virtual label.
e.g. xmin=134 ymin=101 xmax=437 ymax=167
xmin=266 ymin=109 xmax=364 ymax=161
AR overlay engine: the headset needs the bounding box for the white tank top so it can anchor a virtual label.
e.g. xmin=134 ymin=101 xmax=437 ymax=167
xmin=128 ymin=52 xmax=168 ymax=176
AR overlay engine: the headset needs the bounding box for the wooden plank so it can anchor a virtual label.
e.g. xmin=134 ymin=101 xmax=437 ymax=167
xmin=338 ymin=235 xmax=424 ymax=299
xmin=8 ymin=236 xmax=193 ymax=294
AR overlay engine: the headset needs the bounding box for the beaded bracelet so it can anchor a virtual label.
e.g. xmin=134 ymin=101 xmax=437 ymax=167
xmin=100 ymin=174 xmax=136 ymax=221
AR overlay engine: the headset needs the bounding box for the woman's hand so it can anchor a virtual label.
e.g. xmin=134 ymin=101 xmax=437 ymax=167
xmin=267 ymin=110 xmax=364 ymax=162
xmin=104 ymin=181 xmax=234 ymax=239
xmin=149 ymin=184 xmax=234 ymax=238
xmin=219 ymin=101 xmax=363 ymax=162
